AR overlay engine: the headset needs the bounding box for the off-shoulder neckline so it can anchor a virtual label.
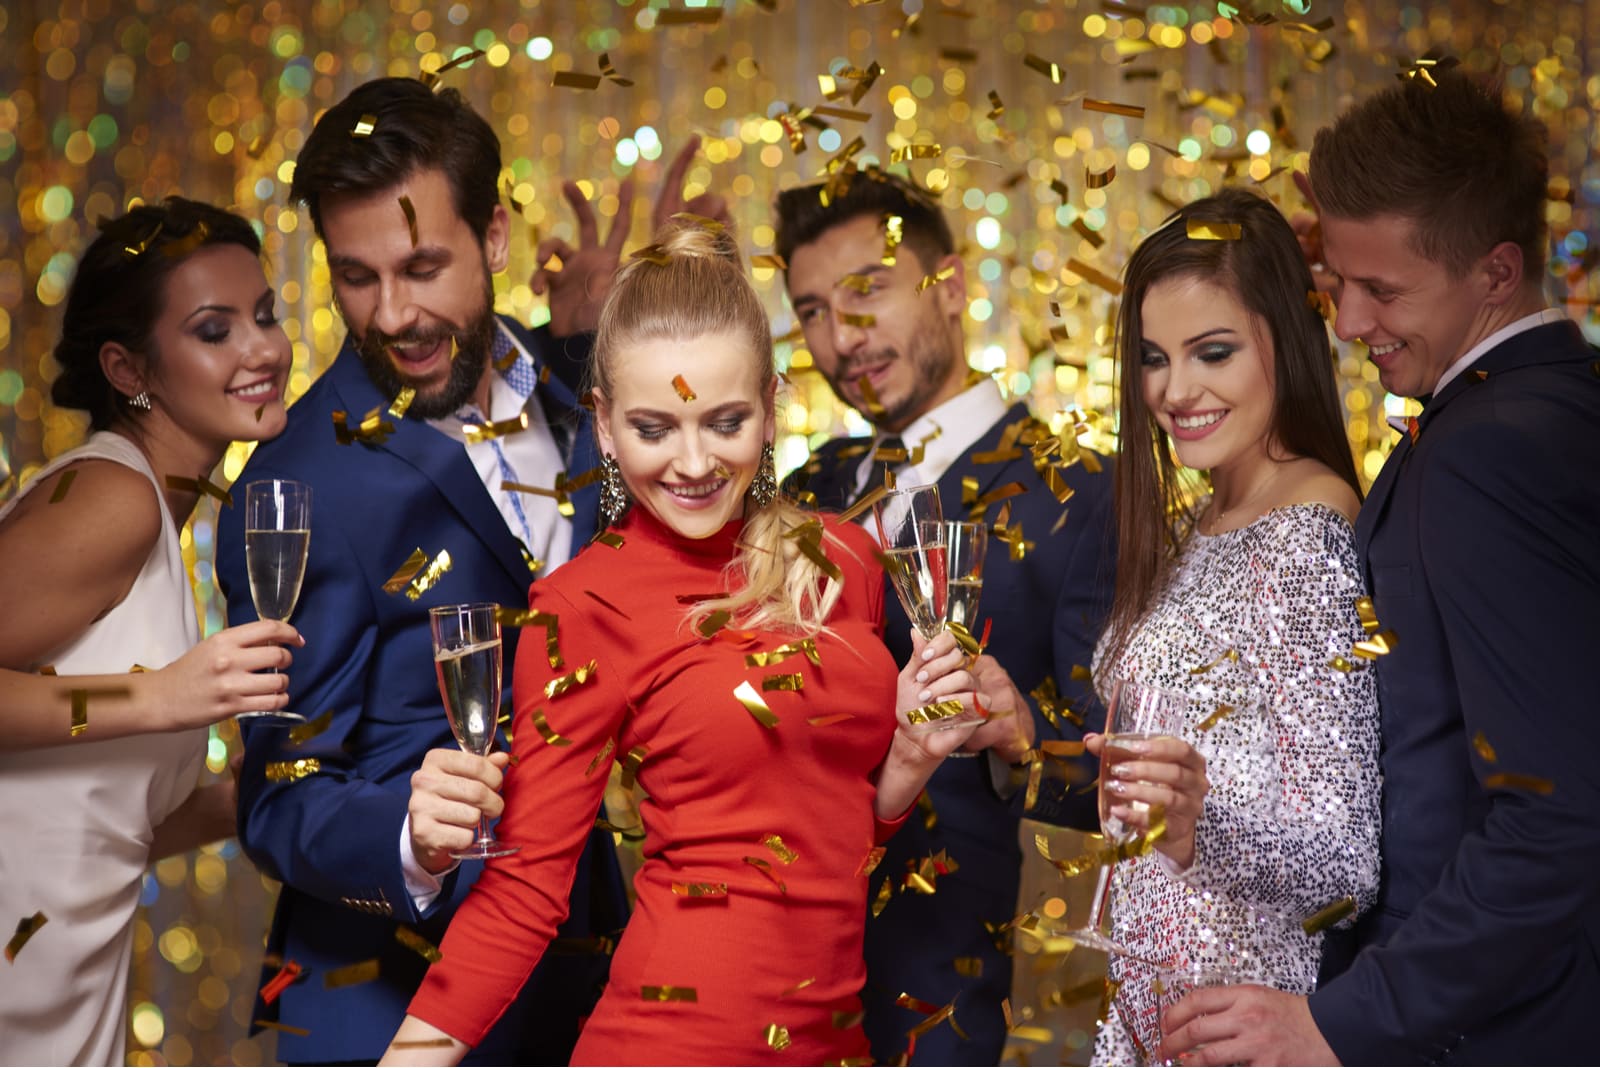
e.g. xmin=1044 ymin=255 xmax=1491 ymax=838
xmin=1191 ymin=500 xmax=1355 ymax=540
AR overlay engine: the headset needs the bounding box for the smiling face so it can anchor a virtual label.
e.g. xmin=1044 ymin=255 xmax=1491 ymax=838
xmin=1138 ymin=275 xmax=1277 ymax=482
xmin=140 ymin=243 xmax=291 ymax=450
xmin=319 ymin=166 xmax=506 ymax=417
xmin=1320 ymin=212 xmax=1494 ymax=399
xmin=594 ymin=330 xmax=775 ymax=540
xmin=785 ymin=213 xmax=968 ymax=432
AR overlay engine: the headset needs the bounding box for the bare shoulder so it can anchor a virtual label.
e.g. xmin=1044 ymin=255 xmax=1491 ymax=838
xmin=1273 ymin=459 xmax=1360 ymax=526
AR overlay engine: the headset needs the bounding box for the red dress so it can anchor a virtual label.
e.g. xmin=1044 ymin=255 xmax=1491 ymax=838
xmin=408 ymin=507 xmax=901 ymax=1064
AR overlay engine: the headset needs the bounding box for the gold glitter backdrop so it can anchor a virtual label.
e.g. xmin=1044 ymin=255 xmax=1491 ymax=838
xmin=2 ymin=1 xmax=1597 ymax=1064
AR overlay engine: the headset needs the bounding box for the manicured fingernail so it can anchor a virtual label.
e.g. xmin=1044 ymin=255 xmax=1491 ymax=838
xmin=922 ymin=647 xmax=936 ymax=660
xmin=1106 ymin=780 xmax=1128 ymax=795
xmin=915 ymin=670 xmax=929 ymax=683
xmin=918 ymin=689 xmax=932 ymax=703
xmin=1110 ymin=763 xmax=1133 ymax=778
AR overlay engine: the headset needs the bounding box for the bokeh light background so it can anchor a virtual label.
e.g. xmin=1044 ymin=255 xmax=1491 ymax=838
xmin=3 ymin=1 xmax=1597 ymax=1063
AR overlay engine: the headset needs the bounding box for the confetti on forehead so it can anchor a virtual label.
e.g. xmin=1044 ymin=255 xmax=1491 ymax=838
xmin=398 ymin=195 xmax=418 ymax=247
xmin=882 ymin=213 xmax=904 ymax=265
xmin=671 ymin=374 xmax=697 ymax=402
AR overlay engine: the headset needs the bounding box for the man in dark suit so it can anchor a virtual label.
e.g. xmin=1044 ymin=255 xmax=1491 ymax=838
xmin=1162 ymin=73 xmax=1600 ymax=1064
xmin=774 ymin=172 xmax=1117 ymax=1064
xmin=215 ymin=78 xmax=713 ymax=1063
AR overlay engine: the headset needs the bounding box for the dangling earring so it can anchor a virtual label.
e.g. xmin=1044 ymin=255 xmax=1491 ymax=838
xmin=599 ymin=454 xmax=631 ymax=528
xmin=747 ymin=442 xmax=778 ymax=509
xmin=128 ymin=391 xmax=152 ymax=411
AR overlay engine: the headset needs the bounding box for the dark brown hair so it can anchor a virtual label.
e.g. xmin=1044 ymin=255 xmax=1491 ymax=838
xmin=1101 ymin=188 xmax=1360 ymax=672
xmin=773 ymin=169 xmax=953 ymax=273
xmin=289 ymin=77 xmax=502 ymax=243
xmin=51 ymin=198 xmax=262 ymax=430
xmin=1309 ymin=70 xmax=1548 ymax=277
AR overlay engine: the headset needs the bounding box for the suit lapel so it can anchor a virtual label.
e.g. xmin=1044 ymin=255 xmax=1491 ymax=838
xmin=936 ymin=404 xmax=1037 ymax=519
xmin=1355 ymin=431 xmax=1408 ymax=563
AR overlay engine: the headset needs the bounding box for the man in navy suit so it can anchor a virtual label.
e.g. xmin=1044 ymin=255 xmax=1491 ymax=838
xmin=1162 ymin=73 xmax=1600 ymax=1064
xmin=774 ymin=172 xmax=1117 ymax=1064
xmin=216 ymin=78 xmax=715 ymax=1063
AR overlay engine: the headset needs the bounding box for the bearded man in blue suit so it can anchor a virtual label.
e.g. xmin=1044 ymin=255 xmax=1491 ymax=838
xmin=774 ymin=172 xmax=1117 ymax=1064
xmin=1161 ymin=72 xmax=1600 ymax=1066
xmin=217 ymin=77 xmax=719 ymax=1064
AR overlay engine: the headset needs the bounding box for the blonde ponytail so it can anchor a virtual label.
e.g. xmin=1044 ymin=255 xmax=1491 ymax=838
xmin=592 ymin=221 xmax=850 ymax=636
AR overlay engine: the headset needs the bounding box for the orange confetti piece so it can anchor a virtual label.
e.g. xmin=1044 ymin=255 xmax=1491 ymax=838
xmin=1484 ymin=772 xmax=1555 ymax=795
xmin=671 ymin=374 xmax=697 ymax=402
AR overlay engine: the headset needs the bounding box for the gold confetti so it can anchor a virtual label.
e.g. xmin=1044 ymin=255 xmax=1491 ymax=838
xmin=47 ymin=469 xmax=76 ymax=503
xmin=916 ymin=264 xmax=956 ymax=293
xmin=986 ymin=89 xmax=1005 ymax=120
xmin=671 ymin=881 xmax=729 ymax=898
xmin=1188 ymin=648 xmax=1241 ymax=674
xmin=671 ymin=374 xmax=697 ymax=402
xmin=837 ymin=272 xmax=874 ymax=295
xmin=890 ymin=143 xmax=943 ymax=165
xmin=1472 ymin=730 xmax=1498 ymax=763
xmin=254 ymin=1020 xmax=310 ymax=1037
xmin=762 ymin=672 xmax=804 ymax=692
xmin=764 ymin=1023 xmax=793 ymax=1050
xmin=745 ymin=638 xmax=820 ymax=668
xmin=392 ymin=1040 xmax=455 ymax=1050
xmin=811 ymin=105 xmax=871 ymax=122
xmin=954 ymin=956 xmax=984 ymax=977
xmin=531 ymin=708 xmax=571 ymax=747
xmin=1329 ymin=655 xmax=1355 ymax=673
xmin=1354 ymin=595 xmax=1381 ymax=634
xmin=552 ymin=70 xmax=603 ymax=90
xmin=641 ymin=985 xmax=699 ymax=1001
xmin=871 ymin=876 xmax=894 ymax=917
xmin=65 ymin=686 xmax=129 ymax=738
xmin=583 ymin=738 xmax=616 ymax=777
xmin=400 ymin=195 xmax=419 ymax=246
xmin=254 ymin=404 xmax=266 ymax=421
xmin=762 ymin=834 xmax=799 ymax=864
xmin=545 ymin=660 xmax=599 ymax=700
xmin=265 ymin=758 xmax=321 ymax=783
xmin=751 ymin=253 xmax=787 ymax=270
xmin=164 ymin=474 xmax=233 ymax=507
xmin=808 ymin=713 xmax=855 ymax=727
xmin=1187 ymin=217 xmax=1243 ymax=241
xmin=1071 ymin=218 xmax=1106 ymax=249
xmin=1197 ymin=703 xmax=1236 ymax=731
xmin=784 ymin=519 xmax=844 ymax=581
xmin=1083 ymin=97 xmax=1146 ymax=119
xmin=1024 ymin=53 xmax=1064 ymax=82
xmin=421 ymin=47 xmax=486 ymax=88
xmin=1301 ymin=896 xmax=1357 ymax=935
xmin=735 ymin=680 xmax=780 ymax=728
xmin=323 ymin=959 xmax=381 ymax=989
xmin=350 ymin=113 xmax=377 ymax=138
xmin=619 ymin=744 xmax=649 ymax=790
xmin=838 ymin=312 xmax=876 ymax=328
xmin=463 ymin=412 xmax=530 ymax=444
xmin=697 ymin=609 xmax=732 ymax=639
xmin=1066 ymin=258 xmax=1125 ymax=296
xmin=496 ymin=607 xmax=563 ymax=669
xmin=331 ymin=406 xmax=395 ymax=446
xmin=1484 ymin=772 xmax=1555 ymax=795
xmin=1085 ymin=164 xmax=1117 ymax=189
xmin=904 ymin=698 xmax=967 ymax=725
xmin=394 ymin=926 xmax=442 ymax=963
xmin=780 ymin=978 xmax=816 ymax=997
xmin=598 ymin=52 xmax=633 ymax=87
xmin=1352 ymin=629 xmax=1399 ymax=659
xmin=744 ymin=855 xmax=788 ymax=893
xmin=5 ymin=912 xmax=47 ymax=962
xmin=400 ymin=550 xmax=452 ymax=601
xmin=656 ymin=7 xmax=722 ymax=24
xmin=382 ymin=549 xmax=429 ymax=595
xmin=856 ymin=846 xmax=887 ymax=877
xmin=288 ymin=710 xmax=334 ymax=746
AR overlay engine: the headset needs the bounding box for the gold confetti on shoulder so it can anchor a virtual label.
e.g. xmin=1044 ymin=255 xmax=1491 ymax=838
xmin=48 ymin=469 xmax=77 ymax=503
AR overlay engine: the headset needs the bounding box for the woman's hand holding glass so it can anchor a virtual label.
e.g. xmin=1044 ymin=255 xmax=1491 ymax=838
xmin=1084 ymin=731 xmax=1210 ymax=870
xmin=894 ymin=629 xmax=983 ymax=758
xmin=151 ymin=619 xmax=304 ymax=728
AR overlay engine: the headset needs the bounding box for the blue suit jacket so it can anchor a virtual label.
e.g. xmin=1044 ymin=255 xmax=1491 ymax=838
xmin=786 ymin=402 xmax=1116 ymax=1065
xmin=216 ymin=319 xmax=627 ymax=1064
xmin=1309 ymin=320 xmax=1600 ymax=1063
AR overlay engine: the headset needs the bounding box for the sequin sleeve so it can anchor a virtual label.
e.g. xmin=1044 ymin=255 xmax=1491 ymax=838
xmin=1180 ymin=509 xmax=1382 ymax=924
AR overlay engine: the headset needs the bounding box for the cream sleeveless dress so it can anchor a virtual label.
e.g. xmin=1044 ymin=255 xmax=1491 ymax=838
xmin=0 ymin=431 xmax=207 ymax=1066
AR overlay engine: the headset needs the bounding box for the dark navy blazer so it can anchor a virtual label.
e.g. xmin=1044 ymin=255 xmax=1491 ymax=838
xmin=1310 ymin=320 xmax=1600 ymax=1063
xmin=787 ymin=401 xmax=1116 ymax=1065
xmin=216 ymin=320 xmax=627 ymax=1064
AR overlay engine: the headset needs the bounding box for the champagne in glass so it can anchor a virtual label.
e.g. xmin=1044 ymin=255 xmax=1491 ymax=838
xmin=429 ymin=604 xmax=519 ymax=861
xmin=242 ymin=479 xmax=311 ymax=722
xmin=873 ymin=483 xmax=944 ymax=639
xmin=922 ymin=519 xmax=986 ymax=633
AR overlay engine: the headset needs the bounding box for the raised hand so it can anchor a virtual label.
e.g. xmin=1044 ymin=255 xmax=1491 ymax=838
xmin=1085 ymin=730 xmax=1210 ymax=868
xmin=530 ymin=177 xmax=638 ymax=337
xmin=650 ymin=135 xmax=731 ymax=233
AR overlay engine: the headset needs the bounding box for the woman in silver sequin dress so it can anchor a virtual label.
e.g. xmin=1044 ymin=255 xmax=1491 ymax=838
xmin=1085 ymin=189 xmax=1382 ymax=1065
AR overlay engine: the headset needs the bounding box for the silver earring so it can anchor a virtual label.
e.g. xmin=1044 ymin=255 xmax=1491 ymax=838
xmin=599 ymin=454 xmax=631 ymax=528
xmin=128 ymin=391 xmax=152 ymax=411
xmin=748 ymin=442 xmax=778 ymax=509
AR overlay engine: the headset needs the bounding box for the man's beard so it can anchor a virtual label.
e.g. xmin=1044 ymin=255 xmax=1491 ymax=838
xmin=353 ymin=283 xmax=497 ymax=420
xmin=832 ymin=310 xmax=963 ymax=431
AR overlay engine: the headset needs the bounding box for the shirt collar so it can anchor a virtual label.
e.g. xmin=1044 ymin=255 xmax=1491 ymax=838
xmin=875 ymin=376 xmax=1009 ymax=485
xmin=1431 ymin=307 xmax=1567 ymax=396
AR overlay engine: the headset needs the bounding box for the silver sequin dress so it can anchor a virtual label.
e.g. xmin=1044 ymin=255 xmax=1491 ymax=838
xmin=1091 ymin=504 xmax=1382 ymax=1065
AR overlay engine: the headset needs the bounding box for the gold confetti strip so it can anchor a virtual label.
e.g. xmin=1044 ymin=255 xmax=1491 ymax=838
xmin=426 ymin=47 xmax=487 ymax=85
xmin=670 ymin=881 xmax=729 ymax=898
xmin=1040 ymin=739 xmax=1086 ymax=757
xmin=765 ymin=1023 xmax=793 ymax=1051
xmin=656 ymin=7 xmax=722 ymax=24
xmin=619 ymin=744 xmax=650 ymax=790
xmin=552 ymin=70 xmax=603 ymax=90
xmin=1354 ymin=595 xmax=1381 ymax=633
xmin=735 ymin=680 xmax=780 ymax=728
xmin=265 ymin=758 xmax=321 ymax=783
xmin=1472 ymin=730 xmax=1498 ymax=763
xmin=121 ymin=220 xmax=163 ymax=257
xmin=160 ymin=220 xmax=211 ymax=260
xmin=783 ymin=519 xmax=844 ymax=581
xmin=348 ymin=112 xmax=377 ymax=138
xmin=531 ymin=708 xmax=572 ymax=747
xmin=583 ymin=738 xmax=616 ymax=777
xmin=837 ymin=484 xmax=888 ymax=526
xmin=504 ymin=475 xmax=576 ymax=519
xmin=743 ymin=856 xmax=788 ymax=894
xmin=641 ymin=985 xmax=699 ymax=1001
xmin=671 ymin=374 xmax=697 ymax=402
xmin=833 ymin=1009 xmax=866 ymax=1029
xmin=1329 ymin=655 xmax=1355 ymax=673
xmin=1083 ymin=97 xmax=1147 ymax=122
xmin=463 ymin=412 xmax=530 ymax=444
xmin=545 ymin=660 xmax=599 ymax=700
xmin=392 ymin=1040 xmax=456 ymax=1050
xmin=871 ymin=877 xmax=893 ymax=917
xmin=632 ymin=244 xmax=672 ymax=266
xmin=288 ymin=710 xmax=334 ymax=746
xmin=780 ymin=978 xmax=816 ymax=997
xmin=1024 ymin=53 xmax=1064 ymax=83
xmin=856 ymin=846 xmax=887 ymax=877
xmin=1197 ymin=703 xmax=1236 ymax=732
xmin=763 ymin=834 xmax=799 ymax=865
xmin=1065 ymin=258 xmax=1125 ymax=296
xmin=254 ymin=1020 xmax=311 ymax=1038
xmin=1301 ymin=896 xmax=1357 ymax=935
xmin=808 ymin=713 xmax=855 ymax=727
xmin=1085 ymin=164 xmax=1117 ymax=189
xmin=382 ymin=549 xmax=429 ymax=595
xmin=1188 ymin=648 xmax=1241 ymax=675
xmin=889 ymin=143 xmax=943 ymax=165
xmin=254 ymin=404 xmax=267 ymax=422
xmin=904 ymin=698 xmax=967 ymax=725
xmin=48 ymin=469 xmax=77 ymax=503
xmin=5 ymin=911 xmax=47 ymax=962
xmin=394 ymin=926 xmax=443 ymax=963
xmin=809 ymin=105 xmax=871 ymax=123
xmin=745 ymin=638 xmax=820 ymax=668
xmin=66 ymin=686 xmax=129 ymax=738
xmin=331 ymin=406 xmax=395 ymax=446
xmin=598 ymin=52 xmax=633 ymax=87
xmin=837 ymin=272 xmax=874 ymax=294
xmin=1352 ymin=629 xmax=1398 ymax=659
xmin=954 ymin=956 xmax=984 ymax=977
xmin=396 ymin=195 xmax=419 ymax=248
xmin=762 ymin=672 xmax=804 ymax=692
xmin=164 ymin=474 xmax=233 ymax=508
xmin=1070 ymin=218 xmax=1106 ymax=249
xmin=323 ymin=958 xmax=381 ymax=989
xmin=598 ymin=817 xmax=646 ymax=841
xmin=915 ymin=264 xmax=956 ymax=294
xmin=697 ymin=609 xmax=732 ymax=640
xmin=838 ymin=312 xmax=876 ymax=328
xmin=940 ymin=46 xmax=978 ymax=63
xmin=1484 ymin=772 xmax=1555 ymax=796
xmin=751 ymin=253 xmax=787 ymax=270
xmin=496 ymin=607 xmax=563 ymax=669
xmin=1187 ymin=218 xmax=1243 ymax=241
xmin=403 ymin=550 xmax=452 ymax=602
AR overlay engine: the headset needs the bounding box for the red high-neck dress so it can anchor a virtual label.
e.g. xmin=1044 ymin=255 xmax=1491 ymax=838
xmin=408 ymin=506 xmax=902 ymax=1064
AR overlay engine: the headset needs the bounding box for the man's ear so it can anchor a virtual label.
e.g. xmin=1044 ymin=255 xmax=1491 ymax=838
xmin=484 ymin=204 xmax=511 ymax=275
xmin=1478 ymin=240 xmax=1525 ymax=307
xmin=929 ymin=253 xmax=967 ymax=319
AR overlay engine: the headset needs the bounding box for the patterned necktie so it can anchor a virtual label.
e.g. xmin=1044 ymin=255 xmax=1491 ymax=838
xmin=465 ymin=327 xmax=540 ymax=551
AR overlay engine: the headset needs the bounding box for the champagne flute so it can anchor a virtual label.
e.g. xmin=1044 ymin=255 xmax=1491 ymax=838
xmin=1064 ymin=678 xmax=1189 ymax=955
xmin=873 ymin=483 xmax=944 ymax=639
xmin=429 ymin=603 xmax=519 ymax=860
xmin=924 ymin=519 xmax=987 ymax=634
xmin=242 ymin=478 xmax=310 ymax=722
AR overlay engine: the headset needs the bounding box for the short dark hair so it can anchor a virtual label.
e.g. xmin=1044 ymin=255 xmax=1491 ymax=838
xmin=290 ymin=77 xmax=502 ymax=243
xmin=1309 ymin=71 xmax=1548 ymax=277
xmin=1102 ymin=188 xmax=1360 ymax=671
xmin=773 ymin=169 xmax=954 ymax=273
xmin=52 ymin=198 xmax=262 ymax=430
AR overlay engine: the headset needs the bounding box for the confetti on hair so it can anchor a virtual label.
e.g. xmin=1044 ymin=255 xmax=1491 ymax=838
xmin=751 ymin=253 xmax=787 ymax=270
xmin=916 ymin=264 xmax=956 ymax=293
xmin=351 ymin=114 xmax=376 ymax=138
